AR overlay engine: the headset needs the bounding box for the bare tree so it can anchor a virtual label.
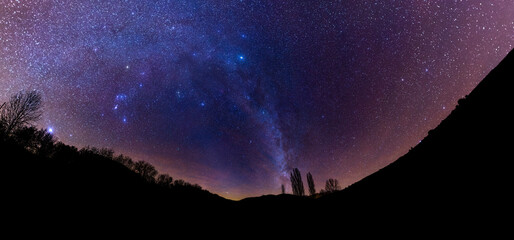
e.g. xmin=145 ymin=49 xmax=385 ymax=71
xmin=325 ymin=178 xmax=340 ymax=193
xmin=281 ymin=184 xmax=285 ymax=194
xmin=306 ymin=172 xmax=316 ymax=196
xmin=290 ymin=168 xmax=305 ymax=196
xmin=0 ymin=90 xmax=43 ymax=134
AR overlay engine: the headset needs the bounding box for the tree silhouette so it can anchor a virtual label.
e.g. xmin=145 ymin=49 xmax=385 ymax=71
xmin=113 ymin=154 xmax=135 ymax=170
xmin=11 ymin=126 xmax=55 ymax=157
xmin=174 ymin=179 xmax=202 ymax=190
xmin=52 ymin=142 xmax=79 ymax=162
xmin=156 ymin=173 xmax=174 ymax=188
xmin=306 ymin=172 xmax=316 ymax=196
xmin=0 ymin=90 xmax=42 ymax=135
xmin=98 ymin=148 xmax=114 ymax=159
xmin=324 ymin=178 xmax=340 ymax=193
xmin=174 ymin=179 xmax=187 ymax=186
xmin=290 ymin=168 xmax=305 ymax=196
xmin=281 ymin=184 xmax=285 ymax=194
xmin=134 ymin=161 xmax=158 ymax=182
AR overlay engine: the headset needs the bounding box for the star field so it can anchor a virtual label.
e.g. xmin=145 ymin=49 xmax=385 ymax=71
xmin=1 ymin=0 xmax=513 ymax=199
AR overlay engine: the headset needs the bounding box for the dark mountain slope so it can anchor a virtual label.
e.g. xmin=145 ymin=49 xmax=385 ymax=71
xmin=1 ymin=140 xmax=231 ymax=224
xmin=320 ymin=48 xmax=514 ymax=221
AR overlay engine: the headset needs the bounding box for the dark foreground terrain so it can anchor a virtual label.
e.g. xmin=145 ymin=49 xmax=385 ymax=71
xmin=2 ymin=49 xmax=513 ymax=231
xmin=321 ymin=48 xmax=513 ymax=213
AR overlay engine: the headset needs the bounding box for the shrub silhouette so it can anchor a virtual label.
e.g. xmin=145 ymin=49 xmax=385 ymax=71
xmin=290 ymin=168 xmax=305 ymax=196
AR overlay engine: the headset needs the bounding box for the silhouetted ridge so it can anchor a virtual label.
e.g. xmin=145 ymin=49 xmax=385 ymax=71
xmin=320 ymin=48 xmax=514 ymax=222
xmin=1 ymin=126 xmax=230 ymax=223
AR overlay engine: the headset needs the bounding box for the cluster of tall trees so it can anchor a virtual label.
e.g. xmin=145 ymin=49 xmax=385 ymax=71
xmin=287 ymin=168 xmax=340 ymax=196
xmin=0 ymin=90 xmax=202 ymax=191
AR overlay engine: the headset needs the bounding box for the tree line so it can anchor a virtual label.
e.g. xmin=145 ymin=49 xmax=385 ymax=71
xmin=0 ymin=90 xmax=202 ymax=191
xmin=285 ymin=168 xmax=341 ymax=197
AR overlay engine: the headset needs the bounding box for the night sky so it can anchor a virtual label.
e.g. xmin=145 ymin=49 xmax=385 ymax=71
xmin=1 ymin=0 xmax=512 ymax=199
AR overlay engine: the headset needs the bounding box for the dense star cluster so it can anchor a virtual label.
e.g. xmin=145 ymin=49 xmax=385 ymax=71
xmin=1 ymin=0 xmax=512 ymax=199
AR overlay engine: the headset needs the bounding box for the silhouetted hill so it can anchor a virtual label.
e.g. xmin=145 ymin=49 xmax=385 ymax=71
xmin=1 ymin=139 xmax=231 ymax=225
xmin=319 ymin=48 xmax=514 ymax=225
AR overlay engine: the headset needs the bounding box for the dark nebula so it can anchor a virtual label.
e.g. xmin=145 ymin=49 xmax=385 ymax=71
xmin=1 ymin=0 xmax=512 ymax=199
